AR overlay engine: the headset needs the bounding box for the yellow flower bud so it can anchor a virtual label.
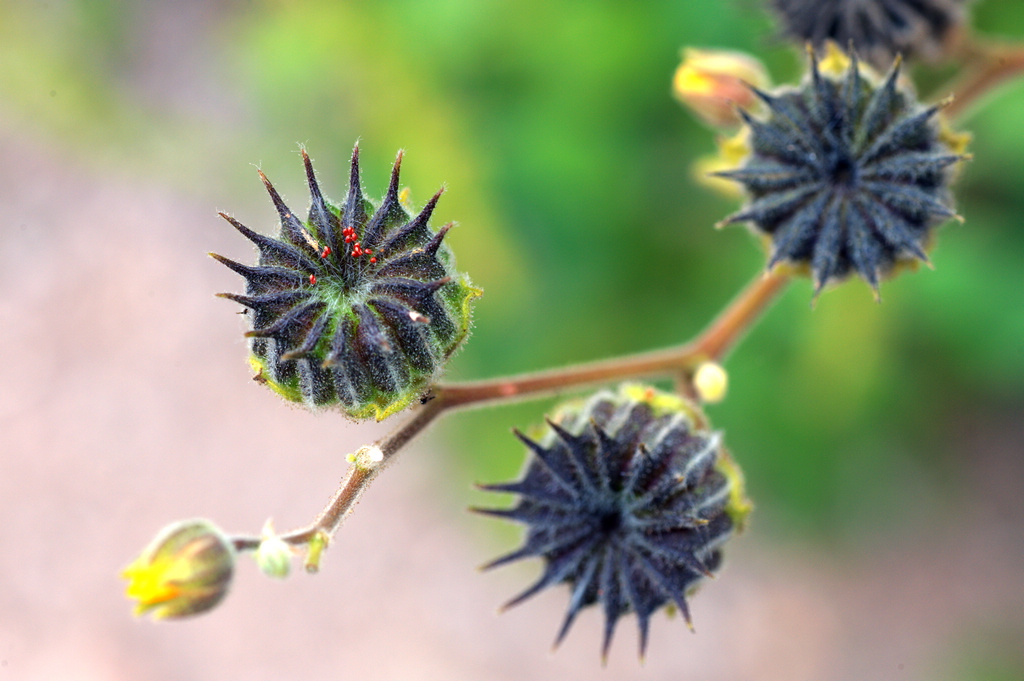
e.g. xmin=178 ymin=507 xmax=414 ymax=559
xmin=673 ymin=48 xmax=770 ymax=128
xmin=123 ymin=519 xmax=235 ymax=620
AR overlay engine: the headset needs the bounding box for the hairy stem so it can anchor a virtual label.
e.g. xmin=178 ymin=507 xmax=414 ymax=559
xmin=235 ymin=270 xmax=790 ymax=552
xmin=942 ymin=42 xmax=1024 ymax=120
xmin=440 ymin=270 xmax=789 ymax=408
xmin=274 ymin=395 xmax=447 ymax=546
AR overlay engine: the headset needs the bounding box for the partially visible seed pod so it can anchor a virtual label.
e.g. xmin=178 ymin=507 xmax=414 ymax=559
xmin=768 ymin=0 xmax=969 ymax=70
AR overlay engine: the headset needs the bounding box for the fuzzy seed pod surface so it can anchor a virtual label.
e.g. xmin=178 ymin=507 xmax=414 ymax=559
xmin=213 ymin=146 xmax=481 ymax=421
xmin=476 ymin=384 xmax=751 ymax=660
xmin=717 ymin=44 xmax=968 ymax=298
xmin=769 ymin=0 xmax=967 ymax=70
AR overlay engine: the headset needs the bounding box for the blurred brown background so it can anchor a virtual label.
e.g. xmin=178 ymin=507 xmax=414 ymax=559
xmin=1 ymin=0 xmax=1022 ymax=679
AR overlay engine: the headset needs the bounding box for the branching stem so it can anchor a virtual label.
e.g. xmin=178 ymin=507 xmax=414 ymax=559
xmin=232 ymin=270 xmax=790 ymax=553
xmin=440 ymin=270 xmax=788 ymax=408
xmin=942 ymin=40 xmax=1024 ymax=120
xmin=228 ymin=32 xmax=1024 ymax=560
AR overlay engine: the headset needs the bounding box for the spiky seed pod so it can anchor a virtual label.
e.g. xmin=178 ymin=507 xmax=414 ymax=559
xmin=768 ymin=0 xmax=968 ymax=70
xmin=213 ymin=146 xmax=481 ymax=421
xmin=716 ymin=45 xmax=968 ymax=299
xmin=476 ymin=384 xmax=751 ymax=660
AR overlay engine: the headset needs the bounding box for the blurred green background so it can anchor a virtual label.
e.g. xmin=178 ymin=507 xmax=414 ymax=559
xmin=1 ymin=0 xmax=1021 ymax=678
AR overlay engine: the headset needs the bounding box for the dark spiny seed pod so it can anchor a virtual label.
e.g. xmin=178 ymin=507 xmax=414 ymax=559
xmin=768 ymin=0 xmax=968 ymax=70
xmin=475 ymin=384 xmax=751 ymax=660
xmin=213 ymin=145 xmax=481 ymax=421
xmin=716 ymin=45 xmax=968 ymax=299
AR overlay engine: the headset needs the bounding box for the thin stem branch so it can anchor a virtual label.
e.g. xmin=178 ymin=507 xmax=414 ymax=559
xmin=278 ymin=395 xmax=447 ymax=545
xmin=941 ymin=42 xmax=1024 ymax=120
xmin=439 ymin=270 xmax=789 ymax=408
xmin=233 ymin=270 xmax=790 ymax=553
xmin=691 ymin=270 xmax=790 ymax=360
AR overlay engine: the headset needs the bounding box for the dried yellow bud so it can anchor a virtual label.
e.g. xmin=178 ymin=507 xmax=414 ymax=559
xmin=673 ymin=48 xmax=770 ymax=128
xmin=123 ymin=519 xmax=235 ymax=620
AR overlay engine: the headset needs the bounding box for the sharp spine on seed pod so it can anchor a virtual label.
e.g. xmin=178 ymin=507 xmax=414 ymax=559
xmin=212 ymin=144 xmax=481 ymax=421
xmin=715 ymin=44 xmax=968 ymax=300
xmin=475 ymin=384 xmax=751 ymax=661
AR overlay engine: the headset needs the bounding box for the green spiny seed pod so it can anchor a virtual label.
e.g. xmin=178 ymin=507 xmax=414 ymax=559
xmin=716 ymin=45 xmax=968 ymax=299
xmin=768 ymin=0 xmax=968 ymax=70
xmin=476 ymin=384 xmax=751 ymax=660
xmin=213 ymin=146 xmax=481 ymax=421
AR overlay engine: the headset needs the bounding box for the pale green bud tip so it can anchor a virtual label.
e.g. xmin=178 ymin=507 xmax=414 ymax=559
xmin=347 ymin=444 xmax=385 ymax=470
xmin=254 ymin=520 xmax=292 ymax=579
xmin=123 ymin=519 xmax=235 ymax=620
xmin=304 ymin=531 xmax=330 ymax=574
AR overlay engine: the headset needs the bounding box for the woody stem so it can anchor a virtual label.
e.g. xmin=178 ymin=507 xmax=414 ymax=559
xmin=942 ymin=41 xmax=1024 ymax=120
xmin=438 ymin=270 xmax=789 ymax=408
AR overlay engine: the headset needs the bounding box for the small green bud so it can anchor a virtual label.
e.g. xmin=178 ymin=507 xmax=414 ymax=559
xmin=214 ymin=145 xmax=481 ymax=421
xmin=347 ymin=444 xmax=385 ymax=471
xmin=253 ymin=520 xmax=292 ymax=579
xmin=123 ymin=519 xmax=235 ymax=620
xmin=304 ymin=531 xmax=329 ymax=574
